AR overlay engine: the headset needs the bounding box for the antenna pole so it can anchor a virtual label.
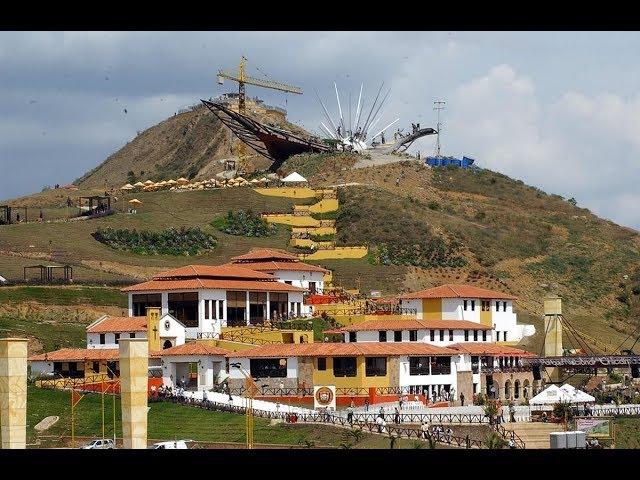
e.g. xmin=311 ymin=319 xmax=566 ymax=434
xmin=433 ymin=100 xmax=446 ymax=157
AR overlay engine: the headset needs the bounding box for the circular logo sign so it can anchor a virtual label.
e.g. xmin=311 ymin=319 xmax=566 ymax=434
xmin=164 ymin=320 xmax=171 ymax=331
xmin=315 ymin=387 xmax=334 ymax=406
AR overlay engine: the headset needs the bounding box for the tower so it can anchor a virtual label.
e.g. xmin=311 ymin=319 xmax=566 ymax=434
xmin=543 ymin=296 xmax=563 ymax=382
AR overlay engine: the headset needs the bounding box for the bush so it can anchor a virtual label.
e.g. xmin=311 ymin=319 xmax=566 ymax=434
xmin=93 ymin=226 xmax=217 ymax=256
xmin=212 ymin=210 xmax=277 ymax=237
xmin=427 ymin=201 xmax=440 ymax=210
xmin=553 ymin=402 xmax=574 ymax=421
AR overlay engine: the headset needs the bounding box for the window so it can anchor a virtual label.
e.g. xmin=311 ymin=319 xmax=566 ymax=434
xmin=365 ymin=357 xmax=387 ymax=377
xmin=130 ymin=332 xmax=136 ymax=339
xmin=473 ymin=330 xmax=478 ymax=341
xmin=439 ymin=330 xmax=444 ymax=341
xmin=394 ymin=330 xmax=402 ymax=342
xmin=168 ymin=292 xmax=199 ymax=327
xmin=431 ymin=356 xmax=451 ymax=375
xmin=249 ymin=292 xmax=267 ymax=325
xmin=99 ymin=333 xmax=105 ymax=345
xmin=409 ymin=357 xmax=430 ymax=376
xmin=284 ymin=281 xmax=293 ymax=285
xmin=482 ymin=330 xmax=487 ymax=342
xmin=379 ymin=331 xmax=387 ymax=342
xmin=482 ymin=300 xmax=490 ymax=312
xmin=333 ymin=357 xmax=357 ymax=377
xmin=464 ymin=330 xmax=469 ymax=341
xmin=429 ymin=330 xmax=435 ymax=342
xmin=131 ymin=293 xmax=161 ymax=317
xmin=204 ymin=300 xmax=210 ymax=320
xmin=349 ymin=331 xmax=356 ymax=343
xmin=471 ymin=356 xmax=479 ymax=374
xmin=269 ymin=292 xmax=288 ymax=319
xmin=496 ymin=301 xmax=500 ymax=312
xmin=92 ymin=361 xmax=100 ymax=374
xmin=503 ymin=301 xmax=507 ymax=312
xmin=503 ymin=331 xmax=508 ymax=342
xmin=308 ymin=282 xmax=317 ymax=293
xmin=226 ymin=291 xmax=247 ymax=326
xmin=471 ymin=300 xmax=476 ymax=311
xmin=449 ymin=329 xmax=453 ymax=341
xmin=463 ymin=300 xmax=468 ymax=311
xmin=409 ymin=330 xmax=418 ymax=342
xmin=317 ymin=357 xmax=327 ymax=371
xmin=218 ymin=300 xmax=224 ymax=320
xmin=114 ymin=333 xmax=120 ymax=344
xmin=250 ymin=358 xmax=287 ymax=378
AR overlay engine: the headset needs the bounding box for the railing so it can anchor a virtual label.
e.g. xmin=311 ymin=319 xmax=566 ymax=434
xmin=37 ymin=374 xmax=113 ymax=390
xmin=493 ymin=421 xmax=526 ymax=449
xmin=590 ymin=405 xmax=640 ymax=417
xmin=158 ymin=396 xmax=487 ymax=448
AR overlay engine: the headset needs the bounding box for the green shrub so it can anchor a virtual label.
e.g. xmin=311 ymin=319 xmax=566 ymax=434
xmin=212 ymin=210 xmax=277 ymax=237
xmin=427 ymin=201 xmax=440 ymax=210
xmin=93 ymin=226 xmax=217 ymax=256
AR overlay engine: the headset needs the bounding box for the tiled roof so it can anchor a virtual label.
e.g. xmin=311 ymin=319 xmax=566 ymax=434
xmin=398 ymin=284 xmax=517 ymax=300
xmin=448 ymin=343 xmax=536 ymax=357
xmin=157 ymin=342 xmax=230 ymax=357
xmin=231 ymin=248 xmax=299 ymax=262
xmin=324 ymin=318 xmax=492 ymax=334
xmin=122 ymin=278 xmax=306 ymax=293
xmin=229 ymin=260 xmax=328 ymax=273
xmin=29 ymin=348 xmax=121 ymax=362
xmin=227 ymin=342 xmax=458 ymax=358
xmin=87 ymin=316 xmax=147 ymax=333
xmin=152 ymin=264 xmax=276 ymax=280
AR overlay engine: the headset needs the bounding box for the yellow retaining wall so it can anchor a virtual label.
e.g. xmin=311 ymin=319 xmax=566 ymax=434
xmin=263 ymin=214 xmax=320 ymax=227
xmin=289 ymin=238 xmax=335 ymax=249
xmin=312 ymin=356 xmax=391 ymax=389
xmin=292 ymin=226 xmax=337 ymax=236
xmin=221 ymin=327 xmax=314 ymax=344
xmin=253 ymin=187 xmax=317 ymax=199
xmin=299 ymin=246 xmax=368 ymax=260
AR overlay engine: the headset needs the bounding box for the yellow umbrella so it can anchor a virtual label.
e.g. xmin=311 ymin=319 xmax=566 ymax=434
xmin=121 ymin=183 xmax=134 ymax=190
xmin=177 ymin=177 xmax=189 ymax=185
xmin=166 ymin=179 xmax=177 ymax=185
xmin=128 ymin=199 xmax=142 ymax=205
xmin=133 ymin=181 xmax=145 ymax=188
xmin=144 ymin=180 xmax=154 ymax=186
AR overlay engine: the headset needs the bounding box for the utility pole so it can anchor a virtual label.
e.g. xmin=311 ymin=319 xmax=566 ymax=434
xmin=433 ymin=100 xmax=446 ymax=157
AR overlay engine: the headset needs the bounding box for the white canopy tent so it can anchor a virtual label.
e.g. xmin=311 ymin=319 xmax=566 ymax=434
xmin=282 ymin=172 xmax=307 ymax=183
xmin=529 ymin=384 xmax=595 ymax=405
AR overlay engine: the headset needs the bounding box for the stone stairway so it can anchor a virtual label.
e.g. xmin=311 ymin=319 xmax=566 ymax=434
xmin=503 ymin=422 xmax=560 ymax=449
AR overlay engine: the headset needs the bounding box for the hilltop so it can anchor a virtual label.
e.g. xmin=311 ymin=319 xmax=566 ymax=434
xmin=2 ymin=105 xmax=640 ymax=354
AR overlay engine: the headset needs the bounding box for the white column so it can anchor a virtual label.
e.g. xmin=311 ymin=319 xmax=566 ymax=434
xmin=161 ymin=292 xmax=169 ymax=315
xmin=128 ymin=294 xmax=133 ymax=317
xmin=266 ymin=292 xmax=270 ymax=320
xmin=246 ymin=291 xmax=250 ymax=325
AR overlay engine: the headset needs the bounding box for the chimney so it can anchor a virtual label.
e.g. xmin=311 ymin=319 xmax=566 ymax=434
xmin=146 ymin=307 xmax=161 ymax=352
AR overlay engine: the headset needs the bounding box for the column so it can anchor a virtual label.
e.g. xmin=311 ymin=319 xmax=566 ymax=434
xmin=0 ymin=338 xmax=28 ymax=449
xmin=266 ymin=292 xmax=270 ymax=321
xmin=245 ymin=291 xmax=250 ymax=326
xmin=161 ymin=292 xmax=169 ymax=315
xmin=119 ymin=338 xmax=148 ymax=449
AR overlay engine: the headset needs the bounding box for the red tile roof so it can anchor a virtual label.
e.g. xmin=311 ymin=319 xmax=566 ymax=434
xmin=87 ymin=316 xmax=147 ymax=333
xmin=227 ymin=342 xmax=458 ymax=358
xmin=231 ymin=248 xmax=299 ymax=262
xmin=157 ymin=342 xmax=230 ymax=357
xmin=228 ymin=260 xmax=328 ymax=273
xmin=324 ymin=318 xmax=491 ymax=334
xmin=152 ymin=264 xmax=276 ymax=280
xmin=122 ymin=278 xmax=306 ymax=293
xmin=398 ymin=284 xmax=517 ymax=300
xmin=448 ymin=343 xmax=536 ymax=357
xmin=29 ymin=348 xmax=121 ymax=362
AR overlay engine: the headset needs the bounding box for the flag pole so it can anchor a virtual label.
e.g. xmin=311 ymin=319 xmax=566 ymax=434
xmin=71 ymin=389 xmax=75 ymax=448
xmin=101 ymin=381 xmax=105 ymax=440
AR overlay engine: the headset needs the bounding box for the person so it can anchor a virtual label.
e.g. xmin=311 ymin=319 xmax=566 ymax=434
xmin=381 ymin=132 xmax=385 ymax=144
xmin=379 ymin=406 xmax=385 ymax=420
xmin=347 ymin=405 xmax=354 ymax=425
xmin=364 ymin=398 xmax=369 ymax=412
xmin=376 ymin=415 xmax=384 ymax=433
xmin=394 ymin=407 xmax=400 ymax=425
xmin=380 ymin=418 xmax=387 ymax=434
xmin=398 ymin=396 xmax=404 ymax=410
xmin=446 ymin=427 xmax=453 ymax=444
xmin=541 ymin=411 xmax=548 ymax=423
xmin=39 ymin=210 xmax=43 ymax=222
xmin=585 ymin=403 xmax=592 ymax=416
xmin=509 ymin=403 xmax=516 ymax=423
xmin=460 ymin=392 xmax=465 ymax=406
xmin=202 ymin=389 xmax=208 ymax=403
xmin=508 ymin=439 xmax=516 ymax=449
xmin=180 ymin=375 xmax=186 ymax=389
xmin=350 ymin=399 xmax=355 ymax=409
xmin=420 ymin=421 xmax=429 ymax=439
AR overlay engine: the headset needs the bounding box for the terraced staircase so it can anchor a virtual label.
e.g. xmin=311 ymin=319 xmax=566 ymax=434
xmin=502 ymin=422 xmax=560 ymax=449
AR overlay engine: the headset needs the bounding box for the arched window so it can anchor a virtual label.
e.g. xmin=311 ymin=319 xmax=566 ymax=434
xmin=163 ymin=339 xmax=173 ymax=349
xmin=514 ymin=380 xmax=520 ymax=399
xmin=504 ymin=380 xmax=511 ymax=400
xmin=523 ymin=380 xmax=530 ymax=398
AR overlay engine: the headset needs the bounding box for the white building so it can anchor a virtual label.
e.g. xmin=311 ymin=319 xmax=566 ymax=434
xmin=122 ymin=263 xmax=308 ymax=339
xmin=86 ymin=314 xmax=186 ymax=350
xmin=157 ymin=342 xmax=229 ymax=391
xmin=398 ymin=284 xmax=535 ymax=343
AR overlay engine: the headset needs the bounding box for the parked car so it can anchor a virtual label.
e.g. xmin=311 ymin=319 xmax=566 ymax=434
xmin=148 ymin=440 xmax=191 ymax=449
xmin=81 ymin=439 xmax=115 ymax=449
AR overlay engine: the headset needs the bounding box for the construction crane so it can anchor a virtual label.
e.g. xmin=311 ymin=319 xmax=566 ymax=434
xmin=217 ymin=56 xmax=303 ymax=173
xmin=229 ymin=362 xmax=260 ymax=449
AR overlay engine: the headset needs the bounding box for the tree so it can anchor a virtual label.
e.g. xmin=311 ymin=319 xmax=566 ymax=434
xmin=484 ymin=399 xmax=498 ymax=425
xmin=483 ymin=431 xmax=507 ymax=449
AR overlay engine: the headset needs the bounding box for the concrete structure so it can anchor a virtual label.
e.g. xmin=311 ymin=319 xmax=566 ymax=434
xmin=119 ymin=338 xmax=148 ymax=449
xmin=123 ymin=263 xmax=307 ymax=338
xmin=543 ymin=296 xmax=563 ymax=382
xmin=398 ymin=284 xmax=535 ymax=343
xmin=158 ymin=343 xmax=229 ymax=391
xmin=0 ymin=338 xmax=28 ymax=449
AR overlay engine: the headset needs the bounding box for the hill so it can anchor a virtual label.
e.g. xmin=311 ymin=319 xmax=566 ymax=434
xmin=2 ymin=106 xmax=640 ymax=354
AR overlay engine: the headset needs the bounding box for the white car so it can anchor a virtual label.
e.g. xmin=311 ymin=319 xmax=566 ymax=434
xmin=148 ymin=440 xmax=190 ymax=449
xmin=81 ymin=439 xmax=115 ymax=449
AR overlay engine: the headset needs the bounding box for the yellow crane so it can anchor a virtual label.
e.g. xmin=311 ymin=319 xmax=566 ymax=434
xmin=230 ymin=362 xmax=260 ymax=449
xmin=217 ymin=56 xmax=303 ymax=173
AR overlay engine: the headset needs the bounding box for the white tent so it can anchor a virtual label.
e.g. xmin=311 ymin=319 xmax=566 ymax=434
xmin=529 ymin=384 xmax=595 ymax=405
xmin=282 ymin=172 xmax=307 ymax=183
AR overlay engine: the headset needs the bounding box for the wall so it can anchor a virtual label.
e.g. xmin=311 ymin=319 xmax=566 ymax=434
xmin=199 ymin=289 xmax=227 ymax=333
xmin=161 ymin=354 xmax=225 ymax=391
xmin=354 ymin=328 xmax=490 ymax=346
xmin=397 ymin=355 xmax=457 ymax=396
xmin=299 ymin=247 xmax=368 ymax=260
xmin=263 ymin=214 xmax=320 ymax=227
xmin=253 ymin=187 xmax=317 ymax=199
xmin=87 ymin=332 xmax=144 ymax=349
xmin=312 ymin=356 xmax=391 ymax=389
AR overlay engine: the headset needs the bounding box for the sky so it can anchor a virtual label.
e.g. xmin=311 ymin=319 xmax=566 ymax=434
xmin=1 ymin=31 xmax=639 ymax=229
